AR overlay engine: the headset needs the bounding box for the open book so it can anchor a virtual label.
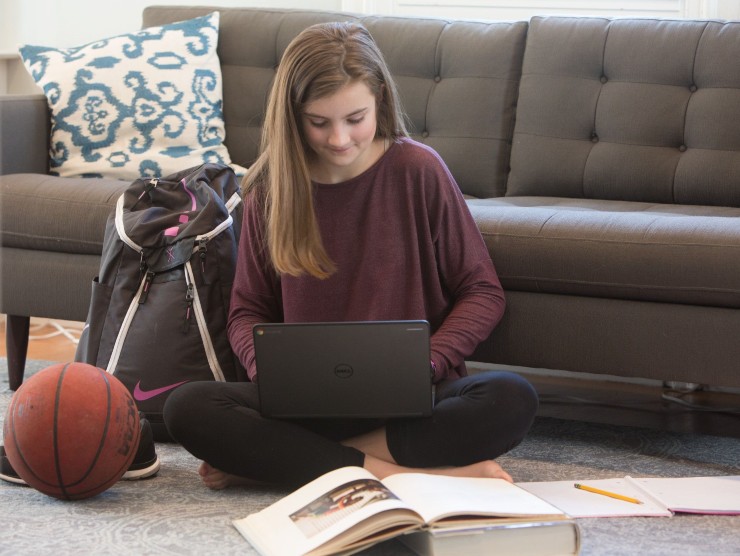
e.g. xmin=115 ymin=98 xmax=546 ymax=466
xmin=518 ymin=475 xmax=740 ymax=518
xmin=233 ymin=466 xmax=580 ymax=556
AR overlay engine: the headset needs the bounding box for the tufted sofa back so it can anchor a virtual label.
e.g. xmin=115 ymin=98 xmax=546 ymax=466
xmin=142 ymin=7 xmax=527 ymax=199
xmin=508 ymin=16 xmax=740 ymax=208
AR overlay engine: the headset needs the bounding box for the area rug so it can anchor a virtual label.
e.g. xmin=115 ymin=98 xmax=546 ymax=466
xmin=1 ymin=359 xmax=739 ymax=555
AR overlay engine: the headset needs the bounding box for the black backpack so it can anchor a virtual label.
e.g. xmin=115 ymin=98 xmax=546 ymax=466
xmin=76 ymin=163 xmax=246 ymax=440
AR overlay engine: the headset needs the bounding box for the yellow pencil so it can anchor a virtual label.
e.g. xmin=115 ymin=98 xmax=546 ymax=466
xmin=574 ymin=483 xmax=643 ymax=505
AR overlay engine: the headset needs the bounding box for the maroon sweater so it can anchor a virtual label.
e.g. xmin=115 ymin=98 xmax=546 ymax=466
xmin=228 ymin=138 xmax=505 ymax=382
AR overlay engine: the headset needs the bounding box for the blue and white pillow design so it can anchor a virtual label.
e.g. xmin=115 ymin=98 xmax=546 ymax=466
xmin=20 ymin=12 xmax=245 ymax=179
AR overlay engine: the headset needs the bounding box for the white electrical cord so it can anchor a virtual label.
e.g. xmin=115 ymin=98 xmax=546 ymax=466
xmin=28 ymin=318 xmax=83 ymax=345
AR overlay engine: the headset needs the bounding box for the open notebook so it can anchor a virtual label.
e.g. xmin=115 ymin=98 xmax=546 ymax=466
xmin=518 ymin=475 xmax=740 ymax=518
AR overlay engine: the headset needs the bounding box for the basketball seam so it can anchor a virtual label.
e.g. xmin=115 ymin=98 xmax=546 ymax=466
xmin=63 ymin=368 xmax=113 ymax=491
xmin=53 ymin=363 xmax=71 ymax=500
xmin=7 ymin=379 xmax=59 ymax=489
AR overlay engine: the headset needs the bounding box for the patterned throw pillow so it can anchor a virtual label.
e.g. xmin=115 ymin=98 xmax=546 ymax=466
xmin=19 ymin=12 xmax=245 ymax=179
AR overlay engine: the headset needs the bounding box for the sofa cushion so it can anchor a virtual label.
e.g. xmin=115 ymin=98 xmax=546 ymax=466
xmin=508 ymin=17 xmax=740 ymax=208
xmin=142 ymin=7 xmax=527 ymax=199
xmin=0 ymin=174 xmax=128 ymax=254
xmin=468 ymin=197 xmax=740 ymax=309
xmin=19 ymin=12 xmax=245 ymax=180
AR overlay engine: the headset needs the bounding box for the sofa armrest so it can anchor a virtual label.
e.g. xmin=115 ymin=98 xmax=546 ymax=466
xmin=0 ymin=94 xmax=49 ymax=175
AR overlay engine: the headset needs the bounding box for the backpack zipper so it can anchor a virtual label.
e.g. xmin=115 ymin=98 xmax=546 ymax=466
xmin=139 ymin=271 xmax=156 ymax=304
xmin=183 ymin=279 xmax=195 ymax=333
xmin=185 ymin=260 xmax=226 ymax=382
xmin=129 ymin=178 xmax=159 ymax=211
xmin=196 ymin=238 xmax=208 ymax=274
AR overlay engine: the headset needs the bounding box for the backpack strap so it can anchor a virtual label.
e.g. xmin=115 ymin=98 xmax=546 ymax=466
xmin=115 ymin=194 xmax=143 ymax=253
xmin=185 ymin=260 xmax=226 ymax=381
xmin=106 ymin=272 xmax=148 ymax=374
xmin=225 ymin=191 xmax=241 ymax=215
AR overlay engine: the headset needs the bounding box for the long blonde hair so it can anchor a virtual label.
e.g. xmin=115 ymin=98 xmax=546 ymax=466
xmin=243 ymin=22 xmax=408 ymax=279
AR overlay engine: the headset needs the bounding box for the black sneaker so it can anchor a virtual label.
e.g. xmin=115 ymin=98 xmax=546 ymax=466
xmin=0 ymin=413 xmax=160 ymax=485
xmin=0 ymin=445 xmax=26 ymax=485
xmin=122 ymin=413 xmax=160 ymax=480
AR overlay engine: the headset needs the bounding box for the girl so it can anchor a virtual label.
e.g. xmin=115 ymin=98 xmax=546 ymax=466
xmin=164 ymin=21 xmax=538 ymax=489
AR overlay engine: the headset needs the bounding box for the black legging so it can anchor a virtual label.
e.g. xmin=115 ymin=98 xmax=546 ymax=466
xmin=163 ymin=370 xmax=538 ymax=488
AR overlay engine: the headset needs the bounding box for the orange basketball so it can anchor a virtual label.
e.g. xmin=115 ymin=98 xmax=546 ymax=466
xmin=3 ymin=362 xmax=140 ymax=500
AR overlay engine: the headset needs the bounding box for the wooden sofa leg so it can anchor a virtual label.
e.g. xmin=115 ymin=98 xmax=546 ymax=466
xmin=6 ymin=315 xmax=30 ymax=391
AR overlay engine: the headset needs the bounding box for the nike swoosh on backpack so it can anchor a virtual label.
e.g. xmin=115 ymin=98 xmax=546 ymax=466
xmin=133 ymin=380 xmax=190 ymax=401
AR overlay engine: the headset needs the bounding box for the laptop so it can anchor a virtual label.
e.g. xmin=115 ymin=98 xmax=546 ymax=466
xmin=253 ymin=320 xmax=434 ymax=419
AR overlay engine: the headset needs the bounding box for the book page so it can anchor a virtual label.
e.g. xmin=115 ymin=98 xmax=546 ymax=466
xmin=381 ymin=473 xmax=566 ymax=525
xmin=518 ymin=479 xmax=672 ymax=518
xmin=233 ymin=467 xmax=421 ymax=556
xmin=628 ymin=476 xmax=740 ymax=515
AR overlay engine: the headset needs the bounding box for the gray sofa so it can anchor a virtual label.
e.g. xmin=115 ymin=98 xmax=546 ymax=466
xmin=2 ymin=7 xmax=739 ymax=392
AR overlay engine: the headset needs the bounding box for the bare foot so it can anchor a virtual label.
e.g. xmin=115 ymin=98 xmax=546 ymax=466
xmin=198 ymin=462 xmax=260 ymax=490
xmin=423 ymin=460 xmax=513 ymax=483
xmin=344 ymin=428 xmax=513 ymax=483
xmin=364 ymin=456 xmax=513 ymax=483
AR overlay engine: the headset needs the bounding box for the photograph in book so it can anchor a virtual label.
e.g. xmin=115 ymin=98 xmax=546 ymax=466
xmin=290 ymin=479 xmax=400 ymax=538
xmin=232 ymin=466 xmax=580 ymax=556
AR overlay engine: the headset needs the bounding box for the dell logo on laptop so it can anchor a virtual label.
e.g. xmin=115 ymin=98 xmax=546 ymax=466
xmin=334 ymin=364 xmax=354 ymax=378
